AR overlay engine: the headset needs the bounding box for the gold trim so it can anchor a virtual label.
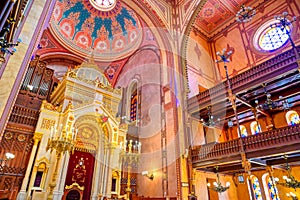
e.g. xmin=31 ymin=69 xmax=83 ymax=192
xmin=65 ymin=182 xmax=84 ymax=191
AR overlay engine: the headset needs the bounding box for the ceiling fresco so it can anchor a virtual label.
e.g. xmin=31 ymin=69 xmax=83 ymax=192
xmin=50 ymin=0 xmax=142 ymax=61
xmin=194 ymin=0 xmax=255 ymax=36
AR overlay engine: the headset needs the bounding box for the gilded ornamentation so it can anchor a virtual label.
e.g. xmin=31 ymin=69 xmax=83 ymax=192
xmin=119 ymin=123 xmax=128 ymax=130
xmin=41 ymin=100 xmax=62 ymax=112
xmin=65 ymin=182 xmax=84 ymax=191
xmin=241 ymin=153 xmax=251 ymax=173
xmin=33 ymin=132 xmax=44 ymax=142
xmin=41 ymin=118 xmax=56 ymax=130
xmin=80 ymin=127 xmax=93 ymax=139
xmin=4 ymin=132 xmax=13 ymax=140
xmin=17 ymin=134 xmax=26 ymax=142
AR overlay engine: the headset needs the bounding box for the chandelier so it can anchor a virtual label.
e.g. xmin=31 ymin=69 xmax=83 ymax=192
xmin=274 ymin=155 xmax=300 ymax=190
xmin=236 ymin=4 xmax=256 ymax=23
xmin=200 ymin=106 xmax=220 ymax=127
xmin=207 ymin=167 xmax=230 ymax=193
xmin=255 ymin=84 xmax=277 ymax=111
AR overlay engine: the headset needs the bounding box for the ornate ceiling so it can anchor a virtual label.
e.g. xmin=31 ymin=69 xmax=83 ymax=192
xmin=50 ymin=0 xmax=142 ymax=61
xmin=194 ymin=0 xmax=256 ymax=36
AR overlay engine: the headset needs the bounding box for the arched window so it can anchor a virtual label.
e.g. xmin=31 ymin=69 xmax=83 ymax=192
xmin=130 ymin=89 xmax=138 ymax=121
xmin=262 ymin=173 xmax=280 ymax=200
xmin=250 ymin=175 xmax=263 ymax=200
xmin=239 ymin=125 xmax=248 ymax=138
xmin=127 ymin=81 xmax=139 ymax=122
xmin=286 ymin=110 xmax=300 ymax=126
xmin=250 ymin=121 xmax=261 ymax=135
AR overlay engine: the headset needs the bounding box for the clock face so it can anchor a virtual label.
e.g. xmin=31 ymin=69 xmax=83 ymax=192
xmin=91 ymin=0 xmax=116 ymax=11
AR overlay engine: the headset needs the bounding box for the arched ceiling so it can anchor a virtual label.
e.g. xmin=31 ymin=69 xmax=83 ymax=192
xmin=50 ymin=0 xmax=143 ymax=61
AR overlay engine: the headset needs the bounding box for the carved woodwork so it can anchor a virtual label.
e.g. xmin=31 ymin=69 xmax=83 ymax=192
xmin=191 ymin=125 xmax=300 ymax=169
xmin=0 ymin=56 xmax=55 ymax=198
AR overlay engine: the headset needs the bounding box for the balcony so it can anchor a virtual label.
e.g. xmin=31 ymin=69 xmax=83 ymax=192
xmin=191 ymin=125 xmax=300 ymax=170
xmin=188 ymin=46 xmax=300 ymax=114
xmin=8 ymin=105 xmax=39 ymax=128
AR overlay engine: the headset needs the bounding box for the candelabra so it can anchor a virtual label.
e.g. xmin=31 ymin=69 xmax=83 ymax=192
xmin=216 ymin=48 xmax=242 ymax=137
xmin=271 ymin=12 xmax=297 ymax=48
xmin=274 ymin=155 xmax=300 ymax=191
xmin=0 ymin=152 xmax=15 ymax=173
xmin=46 ymin=124 xmax=77 ymax=200
xmin=0 ymin=19 xmax=21 ymax=62
xmin=236 ymin=4 xmax=256 ymax=23
xmin=207 ymin=167 xmax=230 ymax=193
xmin=120 ymin=140 xmax=141 ymax=200
xmin=271 ymin=12 xmax=299 ymax=68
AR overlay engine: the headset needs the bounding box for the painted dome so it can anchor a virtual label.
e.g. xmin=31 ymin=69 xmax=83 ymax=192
xmin=50 ymin=0 xmax=142 ymax=61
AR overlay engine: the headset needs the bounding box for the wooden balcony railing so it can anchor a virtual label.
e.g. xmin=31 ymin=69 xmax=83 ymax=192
xmin=242 ymin=125 xmax=300 ymax=152
xmin=191 ymin=125 xmax=300 ymax=165
xmin=188 ymin=46 xmax=300 ymax=113
xmin=8 ymin=105 xmax=39 ymax=127
xmin=191 ymin=139 xmax=240 ymax=162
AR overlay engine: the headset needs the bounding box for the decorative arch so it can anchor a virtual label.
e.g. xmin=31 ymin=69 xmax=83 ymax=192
xmin=286 ymin=110 xmax=300 ymax=126
xmin=262 ymin=173 xmax=280 ymax=200
xmin=180 ymin=0 xmax=209 ymax=94
xmin=250 ymin=121 xmax=262 ymax=135
xmin=249 ymin=175 xmax=263 ymax=200
xmin=74 ymin=114 xmax=108 ymax=151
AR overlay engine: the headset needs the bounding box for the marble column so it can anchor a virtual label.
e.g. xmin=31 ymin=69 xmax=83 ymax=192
xmin=102 ymin=144 xmax=110 ymax=197
xmin=16 ymin=132 xmax=43 ymax=200
xmin=91 ymin=146 xmax=103 ymax=200
xmin=106 ymin=145 xmax=117 ymax=196
xmin=53 ymin=153 xmax=70 ymax=200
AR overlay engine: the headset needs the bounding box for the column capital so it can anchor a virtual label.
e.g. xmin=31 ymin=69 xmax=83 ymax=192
xmin=33 ymin=132 xmax=43 ymax=145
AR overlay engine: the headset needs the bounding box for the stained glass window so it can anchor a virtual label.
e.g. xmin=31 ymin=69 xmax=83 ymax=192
xmin=251 ymin=176 xmax=263 ymax=200
xmin=130 ymin=90 xmax=138 ymax=121
xmin=290 ymin=113 xmax=300 ymax=125
xmin=240 ymin=125 xmax=248 ymax=138
xmin=259 ymin=26 xmax=290 ymax=51
xmin=286 ymin=111 xmax=300 ymax=126
xmin=250 ymin=121 xmax=262 ymax=135
xmin=267 ymin=177 xmax=280 ymax=200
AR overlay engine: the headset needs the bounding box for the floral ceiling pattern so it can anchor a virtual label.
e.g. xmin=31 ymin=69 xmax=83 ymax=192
xmin=50 ymin=0 xmax=142 ymax=61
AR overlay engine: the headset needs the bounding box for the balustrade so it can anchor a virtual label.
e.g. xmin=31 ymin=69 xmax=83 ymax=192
xmin=9 ymin=105 xmax=39 ymax=127
xmin=192 ymin=125 xmax=300 ymax=164
xmin=188 ymin=47 xmax=300 ymax=112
